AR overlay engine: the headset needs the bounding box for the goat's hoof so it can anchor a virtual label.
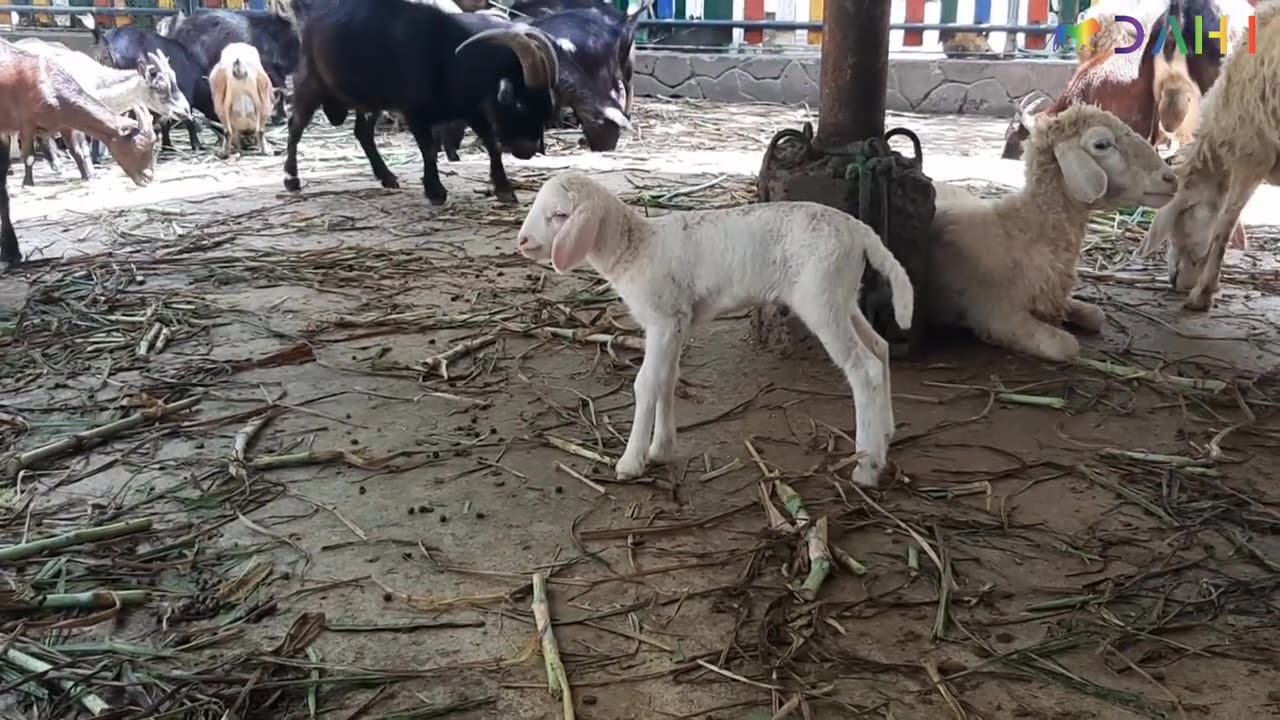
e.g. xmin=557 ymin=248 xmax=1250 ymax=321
xmin=426 ymin=191 xmax=447 ymax=206
xmin=1183 ymin=293 xmax=1213 ymax=312
xmin=445 ymin=151 xmax=460 ymax=162
xmin=380 ymin=176 xmax=400 ymax=190
xmin=0 ymin=256 xmax=19 ymax=271
xmin=284 ymin=176 xmax=301 ymax=192
xmin=495 ymin=190 xmax=518 ymax=205
xmin=615 ymin=454 xmax=646 ymax=481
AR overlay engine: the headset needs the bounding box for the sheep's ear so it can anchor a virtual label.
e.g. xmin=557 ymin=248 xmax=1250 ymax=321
xmin=1053 ymin=141 xmax=1107 ymax=204
xmin=550 ymin=204 xmax=601 ymax=273
xmin=1136 ymin=198 xmax=1180 ymax=257
xmin=1229 ymin=220 xmax=1248 ymax=250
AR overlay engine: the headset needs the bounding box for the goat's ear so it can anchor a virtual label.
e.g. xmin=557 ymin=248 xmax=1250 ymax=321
xmin=1230 ymin=220 xmax=1248 ymax=249
xmin=1136 ymin=198 xmax=1180 ymax=257
xmin=1053 ymin=141 xmax=1107 ymax=204
xmin=550 ymin=202 xmax=601 ymax=273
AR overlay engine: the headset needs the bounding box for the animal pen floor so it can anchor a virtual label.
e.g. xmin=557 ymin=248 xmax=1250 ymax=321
xmin=3 ymin=99 xmax=1280 ymax=720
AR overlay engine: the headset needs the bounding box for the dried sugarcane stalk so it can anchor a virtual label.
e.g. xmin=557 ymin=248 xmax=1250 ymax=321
xmin=532 ymin=572 xmax=573 ymax=719
xmin=4 ymin=646 xmax=110 ymax=715
xmin=798 ymin=517 xmax=831 ymax=601
xmin=421 ymin=333 xmax=498 ymax=379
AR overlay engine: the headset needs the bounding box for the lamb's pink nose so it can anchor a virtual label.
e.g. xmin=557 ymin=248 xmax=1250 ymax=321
xmin=517 ymin=234 xmax=534 ymax=252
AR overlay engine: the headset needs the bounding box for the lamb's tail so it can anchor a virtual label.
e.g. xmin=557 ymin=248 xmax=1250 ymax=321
xmin=862 ymin=234 xmax=913 ymax=331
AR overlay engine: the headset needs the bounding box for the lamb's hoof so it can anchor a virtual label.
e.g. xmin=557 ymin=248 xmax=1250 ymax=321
xmin=1183 ymin=292 xmax=1213 ymax=312
xmin=852 ymin=461 xmax=883 ymax=489
xmin=1070 ymin=304 xmax=1106 ymax=333
xmin=284 ymin=176 xmax=301 ymax=192
xmin=495 ymin=190 xmax=518 ymax=205
xmin=615 ymin=453 xmax=646 ymax=481
xmin=647 ymin=439 xmax=677 ymax=465
xmin=380 ymin=176 xmax=400 ymax=190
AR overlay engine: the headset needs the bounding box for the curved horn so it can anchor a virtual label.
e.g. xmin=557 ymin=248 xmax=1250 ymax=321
xmin=457 ymin=26 xmax=560 ymax=90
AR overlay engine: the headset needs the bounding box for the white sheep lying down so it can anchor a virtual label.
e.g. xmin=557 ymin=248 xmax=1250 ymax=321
xmin=1135 ymin=1 xmax=1280 ymax=312
xmin=516 ymin=171 xmax=913 ymax=488
xmin=924 ymin=104 xmax=1178 ymax=362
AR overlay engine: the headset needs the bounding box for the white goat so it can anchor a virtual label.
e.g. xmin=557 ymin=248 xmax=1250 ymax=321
xmin=210 ymin=43 xmax=274 ymax=158
xmin=516 ymin=171 xmax=912 ymax=488
xmin=1135 ymin=1 xmax=1280 ymax=312
xmin=925 ymin=104 xmax=1178 ymax=362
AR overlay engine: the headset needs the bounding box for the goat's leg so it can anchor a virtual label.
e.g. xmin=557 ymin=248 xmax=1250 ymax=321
xmin=184 ymin=118 xmax=204 ymax=152
xmin=19 ymin=132 xmax=36 ymax=187
xmin=0 ymin=137 xmax=18 ymax=268
xmin=467 ymin=120 xmax=517 ymax=204
xmin=37 ymin=136 xmax=59 ymax=173
xmin=1066 ymin=299 xmax=1105 ymax=332
xmin=795 ymin=303 xmax=893 ymax=488
xmin=1185 ymin=171 xmax=1263 ymax=312
xmin=63 ymin=132 xmax=92 ymax=182
xmin=353 ymin=111 xmax=399 ymax=189
xmin=90 ymin=138 xmax=105 ymax=166
xmin=976 ymin=312 xmax=1081 ymax=363
xmin=283 ymin=77 xmax=323 ymax=192
xmin=406 ymin=116 xmax=447 ymax=205
xmin=617 ymin=319 xmax=684 ymax=480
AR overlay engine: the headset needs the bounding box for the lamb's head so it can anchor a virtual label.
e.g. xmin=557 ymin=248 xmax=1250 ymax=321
xmin=517 ymin=171 xmax=610 ymax=272
xmin=139 ymin=50 xmax=190 ymax=121
xmin=1025 ymin=104 xmax=1178 ymax=210
xmin=107 ymin=105 xmax=159 ymax=187
xmin=1134 ymin=153 xmax=1249 ymax=291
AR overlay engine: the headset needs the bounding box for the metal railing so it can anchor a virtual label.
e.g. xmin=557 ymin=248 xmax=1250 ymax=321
xmin=0 ymin=0 xmax=1120 ymax=56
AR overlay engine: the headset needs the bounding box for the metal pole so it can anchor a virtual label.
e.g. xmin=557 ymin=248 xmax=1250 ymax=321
xmin=1004 ymin=0 xmax=1021 ymax=53
xmin=816 ymin=0 xmax=890 ymax=148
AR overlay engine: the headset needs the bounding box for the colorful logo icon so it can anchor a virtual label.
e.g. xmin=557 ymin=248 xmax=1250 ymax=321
xmin=1053 ymin=14 xmax=1257 ymax=55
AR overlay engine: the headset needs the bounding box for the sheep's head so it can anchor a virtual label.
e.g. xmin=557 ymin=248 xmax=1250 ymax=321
xmin=1027 ymin=104 xmax=1178 ymax=210
xmin=1134 ymin=161 xmax=1249 ymax=291
xmin=457 ymin=25 xmax=562 ymax=160
xmin=108 ymin=105 xmax=158 ymax=187
xmin=139 ymin=50 xmax=190 ymax=121
xmin=517 ymin=171 xmax=604 ymax=272
xmin=1001 ymin=92 xmax=1050 ymax=160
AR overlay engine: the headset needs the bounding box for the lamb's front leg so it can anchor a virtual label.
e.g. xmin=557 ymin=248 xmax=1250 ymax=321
xmin=978 ymin=312 xmax=1080 ymax=363
xmin=617 ymin=319 xmax=684 ymax=480
xmin=1066 ymin=299 xmax=1105 ymax=333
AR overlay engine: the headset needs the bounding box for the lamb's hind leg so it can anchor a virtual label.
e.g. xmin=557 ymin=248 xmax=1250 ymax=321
xmin=793 ymin=300 xmax=894 ymax=488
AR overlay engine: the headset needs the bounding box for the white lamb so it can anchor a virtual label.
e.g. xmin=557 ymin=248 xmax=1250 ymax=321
xmin=1135 ymin=1 xmax=1280 ymax=312
xmin=209 ymin=42 xmax=274 ymax=158
xmin=515 ymin=171 xmax=913 ymax=488
xmin=923 ymin=104 xmax=1179 ymax=362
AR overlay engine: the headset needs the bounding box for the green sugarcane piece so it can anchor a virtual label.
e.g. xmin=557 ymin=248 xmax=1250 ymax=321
xmin=0 ymin=518 xmax=153 ymax=562
xmin=3 ymin=646 xmax=109 ymax=715
xmin=773 ymin=481 xmax=809 ymax=523
xmin=33 ymin=590 xmax=149 ymax=610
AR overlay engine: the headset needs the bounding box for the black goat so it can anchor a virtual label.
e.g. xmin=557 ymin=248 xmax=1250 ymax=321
xmin=284 ymin=0 xmax=560 ymax=205
xmin=159 ymin=9 xmax=301 ymax=125
xmin=91 ymin=23 xmax=215 ymax=152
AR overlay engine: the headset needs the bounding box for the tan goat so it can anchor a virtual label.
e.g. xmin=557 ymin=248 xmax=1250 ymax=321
xmin=210 ymin=42 xmax=274 ymax=158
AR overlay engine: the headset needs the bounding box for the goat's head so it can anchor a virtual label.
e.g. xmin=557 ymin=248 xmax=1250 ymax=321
xmin=156 ymin=10 xmax=183 ymax=37
xmin=1029 ymin=104 xmax=1178 ymax=210
xmin=1135 ymin=152 xmax=1249 ymax=291
xmin=139 ymin=50 xmax=190 ymax=121
xmin=457 ymin=24 xmax=562 ymax=160
xmin=517 ymin=171 xmax=608 ymax=272
xmin=1001 ymin=92 xmax=1051 ymax=160
xmin=109 ymin=104 xmax=159 ymax=187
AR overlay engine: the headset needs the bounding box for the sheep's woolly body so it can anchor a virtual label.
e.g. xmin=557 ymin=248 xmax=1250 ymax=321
xmin=929 ymin=104 xmax=1178 ymax=361
xmin=516 ymin=171 xmax=913 ymax=487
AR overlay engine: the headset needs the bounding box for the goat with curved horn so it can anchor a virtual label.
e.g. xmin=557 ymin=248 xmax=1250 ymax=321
xmin=458 ymin=25 xmax=560 ymax=90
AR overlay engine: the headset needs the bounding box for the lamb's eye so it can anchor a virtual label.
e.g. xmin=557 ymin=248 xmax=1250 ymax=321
xmin=1093 ymin=139 xmax=1111 ymax=151
xmin=552 ymin=210 xmax=568 ymax=219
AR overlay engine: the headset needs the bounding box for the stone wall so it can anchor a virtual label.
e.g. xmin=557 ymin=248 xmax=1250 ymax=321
xmin=632 ymin=52 xmax=1076 ymax=117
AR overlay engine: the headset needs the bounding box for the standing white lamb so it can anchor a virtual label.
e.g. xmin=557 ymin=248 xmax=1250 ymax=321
xmin=515 ymin=171 xmax=913 ymax=488
xmin=1135 ymin=0 xmax=1280 ymax=311
xmin=209 ymin=42 xmax=274 ymax=158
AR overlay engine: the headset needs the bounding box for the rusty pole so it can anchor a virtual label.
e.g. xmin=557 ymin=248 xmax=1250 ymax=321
xmin=816 ymin=0 xmax=891 ymax=148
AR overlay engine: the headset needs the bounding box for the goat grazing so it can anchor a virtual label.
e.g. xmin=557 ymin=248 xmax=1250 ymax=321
xmin=0 ymin=39 xmax=157 ymax=267
xmin=160 ymin=8 xmax=301 ymax=125
xmin=210 ymin=43 xmax=275 ymax=157
xmin=516 ymin=171 xmax=911 ymax=488
xmin=1135 ymin=1 xmax=1279 ymax=312
xmin=13 ymin=36 xmax=185 ymax=184
xmin=92 ymin=21 xmax=217 ymax=152
xmin=284 ymin=0 xmax=560 ymax=205
xmin=1002 ymin=47 xmax=1157 ymax=160
xmin=928 ymin=105 xmax=1178 ymax=362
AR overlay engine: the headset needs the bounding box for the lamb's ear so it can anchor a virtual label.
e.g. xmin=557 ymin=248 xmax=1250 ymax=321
xmin=1136 ymin=197 xmax=1181 ymax=257
xmin=1229 ymin=220 xmax=1248 ymax=249
xmin=1054 ymin=141 xmax=1107 ymax=204
xmin=550 ymin=202 xmax=601 ymax=273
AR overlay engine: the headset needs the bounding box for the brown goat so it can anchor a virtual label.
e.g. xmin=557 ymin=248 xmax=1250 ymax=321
xmin=940 ymin=30 xmax=992 ymax=58
xmin=0 ymin=39 xmax=157 ymax=267
xmin=1001 ymin=47 xmax=1156 ymax=160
